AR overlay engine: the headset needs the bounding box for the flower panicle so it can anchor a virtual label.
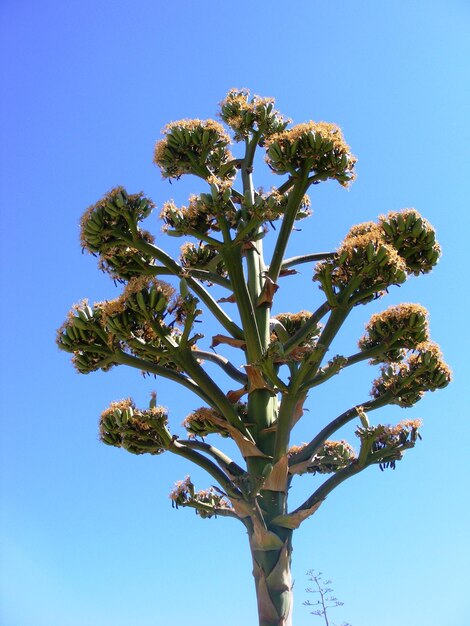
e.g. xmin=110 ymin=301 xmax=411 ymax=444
xmin=80 ymin=187 xmax=155 ymax=281
xmin=371 ymin=341 xmax=452 ymax=407
xmin=153 ymin=118 xmax=235 ymax=181
xmin=169 ymin=476 xmax=232 ymax=518
xmin=359 ymin=303 xmax=430 ymax=362
xmin=99 ymin=397 xmax=171 ymax=454
xmin=356 ymin=419 xmax=423 ymax=470
xmin=219 ymin=87 xmax=290 ymax=143
xmin=265 ymin=121 xmax=357 ymax=186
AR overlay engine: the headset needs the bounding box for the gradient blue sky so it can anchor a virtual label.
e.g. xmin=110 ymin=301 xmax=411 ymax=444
xmin=1 ymin=1 xmax=469 ymax=625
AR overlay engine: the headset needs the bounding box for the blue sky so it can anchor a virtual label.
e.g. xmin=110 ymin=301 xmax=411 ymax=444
xmin=1 ymin=1 xmax=469 ymax=625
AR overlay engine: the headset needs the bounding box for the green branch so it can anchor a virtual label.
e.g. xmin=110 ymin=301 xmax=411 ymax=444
xmin=120 ymin=235 xmax=244 ymax=340
xmin=192 ymin=350 xmax=248 ymax=385
xmin=115 ymin=351 xmax=214 ymax=404
xmin=288 ymin=394 xmax=393 ymax=469
xmin=280 ymin=252 xmax=337 ymax=271
xmin=178 ymin=439 xmax=246 ymax=477
xmin=169 ymin=439 xmax=242 ymax=499
xmin=282 ymin=301 xmax=331 ymax=356
xmin=266 ymin=170 xmax=311 ymax=285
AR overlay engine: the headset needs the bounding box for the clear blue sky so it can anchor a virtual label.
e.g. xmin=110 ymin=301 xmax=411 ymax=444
xmin=1 ymin=1 xmax=469 ymax=625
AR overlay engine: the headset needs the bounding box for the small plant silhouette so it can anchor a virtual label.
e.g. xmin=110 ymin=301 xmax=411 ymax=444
xmin=304 ymin=570 xmax=351 ymax=626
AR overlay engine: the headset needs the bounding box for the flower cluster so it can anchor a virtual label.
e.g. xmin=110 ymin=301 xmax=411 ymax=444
xmin=379 ymin=209 xmax=441 ymax=275
xmin=56 ymin=301 xmax=119 ymax=374
xmin=265 ymin=122 xmax=357 ymax=186
xmin=315 ymin=230 xmax=407 ymax=304
xmin=359 ymin=303 xmax=430 ymax=363
xmin=56 ymin=277 xmax=200 ymax=374
xmin=179 ymin=242 xmax=227 ymax=278
xmin=314 ymin=209 xmax=440 ymax=305
xmin=249 ymin=189 xmax=312 ymax=224
xmin=355 ymin=419 xmax=422 ymax=470
xmin=169 ymin=476 xmax=231 ymax=518
xmin=288 ymin=440 xmax=356 ymax=474
xmin=218 ymin=88 xmax=289 ymax=143
xmin=99 ymin=398 xmax=171 ymax=455
xmin=80 ymin=187 xmax=155 ymax=281
xmin=371 ymin=342 xmax=452 ymax=407
xmin=182 ymin=407 xmax=230 ymax=438
xmin=270 ymin=311 xmax=321 ymax=362
xmin=153 ymin=119 xmax=235 ymax=180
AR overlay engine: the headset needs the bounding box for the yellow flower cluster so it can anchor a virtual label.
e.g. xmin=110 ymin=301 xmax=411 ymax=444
xmin=80 ymin=187 xmax=155 ymax=281
xmin=270 ymin=311 xmax=321 ymax=363
xmin=265 ymin=121 xmax=357 ymax=186
xmin=219 ymin=88 xmax=289 ymax=143
xmin=99 ymin=398 xmax=170 ymax=454
xmin=379 ymin=209 xmax=441 ymax=275
xmin=179 ymin=242 xmax=227 ymax=278
xmin=153 ymin=119 xmax=234 ymax=180
xmin=182 ymin=407 xmax=229 ymax=438
xmin=359 ymin=303 xmax=430 ymax=362
xmin=56 ymin=301 xmax=119 ymax=374
xmin=371 ymin=341 xmax=452 ymax=407
xmin=303 ymin=440 xmax=356 ymax=474
xmin=169 ymin=476 xmax=231 ymax=518
xmin=314 ymin=208 xmax=441 ymax=304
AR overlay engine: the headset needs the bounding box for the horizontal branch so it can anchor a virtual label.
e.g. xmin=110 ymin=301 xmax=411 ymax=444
xmin=115 ymin=351 xmax=214 ymax=405
xmin=192 ymin=350 xmax=248 ymax=385
xmin=288 ymin=394 xmax=393 ymax=469
xmin=178 ymin=439 xmax=246 ymax=477
xmin=280 ymin=252 xmax=337 ymax=271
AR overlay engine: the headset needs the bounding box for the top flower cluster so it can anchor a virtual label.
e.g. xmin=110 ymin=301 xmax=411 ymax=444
xmin=153 ymin=88 xmax=356 ymax=187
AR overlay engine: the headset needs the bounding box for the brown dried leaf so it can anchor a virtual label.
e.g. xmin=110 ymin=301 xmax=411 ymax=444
xmin=226 ymin=387 xmax=247 ymax=403
xmin=279 ymin=268 xmax=298 ymax=277
xmin=217 ymin=293 xmax=237 ymax=304
xmin=257 ymin=277 xmax=279 ymax=306
xmin=291 ymin=393 xmax=307 ymax=427
xmin=211 ymin=334 xmax=246 ymax=349
xmin=251 ymin=518 xmax=285 ymax=551
xmin=231 ymin=428 xmax=268 ymax=458
xmin=245 ymin=365 xmax=275 ymax=394
xmin=270 ymin=500 xmax=323 ymax=529
xmin=252 ymin=560 xmax=280 ymax=623
xmin=263 ymin=455 xmax=288 ymax=492
xmin=230 ymin=498 xmax=252 ymax=519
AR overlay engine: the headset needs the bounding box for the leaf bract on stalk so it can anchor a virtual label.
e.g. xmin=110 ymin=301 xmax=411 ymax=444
xmin=57 ymin=88 xmax=451 ymax=626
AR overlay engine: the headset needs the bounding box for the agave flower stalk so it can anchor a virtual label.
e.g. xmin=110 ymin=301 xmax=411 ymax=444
xmin=57 ymin=89 xmax=451 ymax=626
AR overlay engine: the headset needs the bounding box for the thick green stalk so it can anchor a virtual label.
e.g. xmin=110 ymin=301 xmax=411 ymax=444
xmin=250 ymin=532 xmax=294 ymax=626
xmin=241 ymin=136 xmax=277 ymax=464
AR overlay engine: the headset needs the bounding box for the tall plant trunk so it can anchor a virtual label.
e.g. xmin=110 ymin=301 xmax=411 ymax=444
xmin=250 ymin=532 xmax=294 ymax=626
